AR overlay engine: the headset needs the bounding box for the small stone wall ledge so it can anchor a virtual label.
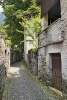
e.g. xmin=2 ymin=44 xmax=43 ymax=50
xmin=38 ymin=38 xmax=64 ymax=49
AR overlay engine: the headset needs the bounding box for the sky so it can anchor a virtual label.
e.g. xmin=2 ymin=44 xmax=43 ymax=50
xmin=0 ymin=5 xmax=5 ymax=24
xmin=0 ymin=5 xmax=3 ymax=13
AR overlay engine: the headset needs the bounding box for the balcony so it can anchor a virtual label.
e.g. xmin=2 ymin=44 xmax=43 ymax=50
xmin=38 ymin=18 xmax=64 ymax=48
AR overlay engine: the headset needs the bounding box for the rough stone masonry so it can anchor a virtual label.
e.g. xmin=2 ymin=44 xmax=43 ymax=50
xmin=0 ymin=33 xmax=10 ymax=99
xmin=38 ymin=0 xmax=67 ymax=92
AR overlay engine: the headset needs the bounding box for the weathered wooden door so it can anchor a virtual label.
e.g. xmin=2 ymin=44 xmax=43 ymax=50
xmin=52 ymin=53 xmax=62 ymax=90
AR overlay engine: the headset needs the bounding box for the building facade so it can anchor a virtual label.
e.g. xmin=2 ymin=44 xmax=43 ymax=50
xmin=37 ymin=0 xmax=67 ymax=92
xmin=24 ymin=35 xmax=34 ymax=63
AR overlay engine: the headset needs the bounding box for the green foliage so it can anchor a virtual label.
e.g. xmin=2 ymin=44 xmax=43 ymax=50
xmin=0 ymin=0 xmax=41 ymax=51
xmin=20 ymin=15 xmax=41 ymax=49
xmin=0 ymin=24 xmax=7 ymax=37
xmin=6 ymin=39 xmax=12 ymax=47
xmin=1 ymin=0 xmax=24 ymax=51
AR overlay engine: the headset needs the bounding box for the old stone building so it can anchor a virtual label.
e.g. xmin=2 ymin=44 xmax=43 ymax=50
xmin=37 ymin=0 xmax=67 ymax=92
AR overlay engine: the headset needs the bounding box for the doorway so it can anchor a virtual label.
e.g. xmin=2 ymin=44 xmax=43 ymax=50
xmin=52 ymin=53 xmax=62 ymax=90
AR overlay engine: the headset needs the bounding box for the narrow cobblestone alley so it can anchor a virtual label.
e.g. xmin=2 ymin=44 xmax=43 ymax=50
xmin=2 ymin=61 xmax=66 ymax=100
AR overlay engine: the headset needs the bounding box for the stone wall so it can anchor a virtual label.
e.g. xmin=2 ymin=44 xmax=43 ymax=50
xmin=0 ymin=62 xmax=5 ymax=99
xmin=0 ymin=33 xmax=10 ymax=99
xmin=38 ymin=0 xmax=67 ymax=92
xmin=0 ymin=34 xmax=10 ymax=69
xmin=28 ymin=50 xmax=38 ymax=75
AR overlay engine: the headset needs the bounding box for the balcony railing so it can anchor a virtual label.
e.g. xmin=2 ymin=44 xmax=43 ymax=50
xmin=38 ymin=18 xmax=64 ymax=48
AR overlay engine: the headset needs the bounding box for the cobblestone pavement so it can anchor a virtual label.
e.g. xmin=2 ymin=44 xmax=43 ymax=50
xmin=2 ymin=61 xmax=66 ymax=100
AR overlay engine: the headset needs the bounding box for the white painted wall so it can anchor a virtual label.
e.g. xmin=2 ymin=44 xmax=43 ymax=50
xmin=24 ymin=35 xmax=33 ymax=62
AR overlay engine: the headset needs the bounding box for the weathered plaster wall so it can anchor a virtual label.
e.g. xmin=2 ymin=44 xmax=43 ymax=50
xmin=38 ymin=0 xmax=67 ymax=91
xmin=61 ymin=0 xmax=67 ymax=16
xmin=39 ymin=18 xmax=64 ymax=48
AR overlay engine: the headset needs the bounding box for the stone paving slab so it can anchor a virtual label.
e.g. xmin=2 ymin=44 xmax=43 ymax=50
xmin=2 ymin=62 xmax=67 ymax=100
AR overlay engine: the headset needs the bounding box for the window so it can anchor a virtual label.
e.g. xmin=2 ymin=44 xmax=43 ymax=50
xmin=48 ymin=0 xmax=61 ymax=25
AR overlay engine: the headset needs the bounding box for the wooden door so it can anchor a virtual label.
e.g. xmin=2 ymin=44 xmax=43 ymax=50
xmin=52 ymin=53 xmax=62 ymax=90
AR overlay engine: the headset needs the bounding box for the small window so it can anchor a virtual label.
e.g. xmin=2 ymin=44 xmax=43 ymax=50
xmin=5 ymin=49 xmax=7 ymax=54
xmin=48 ymin=0 xmax=61 ymax=25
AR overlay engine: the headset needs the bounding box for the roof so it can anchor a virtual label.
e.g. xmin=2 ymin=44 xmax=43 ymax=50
xmin=36 ymin=0 xmax=59 ymax=18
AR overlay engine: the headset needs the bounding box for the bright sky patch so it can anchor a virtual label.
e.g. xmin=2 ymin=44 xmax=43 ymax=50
xmin=0 ymin=5 xmax=3 ymax=13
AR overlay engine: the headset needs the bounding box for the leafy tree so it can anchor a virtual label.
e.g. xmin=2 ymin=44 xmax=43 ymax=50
xmin=0 ymin=0 xmax=24 ymax=51
xmin=0 ymin=0 xmax=41 ymax=51
xmin=17 ymin=0 xmax=41 ymax=49
xmin=20 ymin=15 xmax=41 ymax=49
